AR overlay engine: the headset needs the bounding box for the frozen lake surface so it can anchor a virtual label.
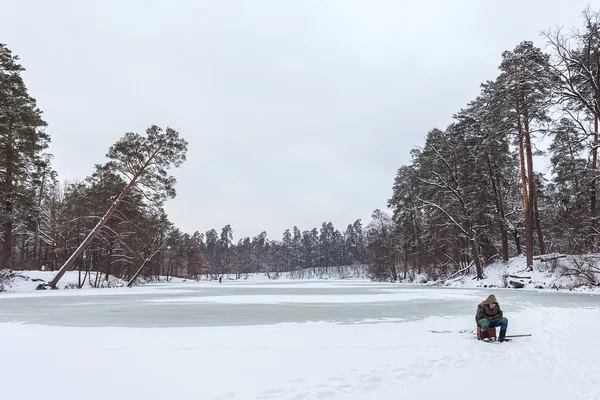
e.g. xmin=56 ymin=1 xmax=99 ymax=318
xmin=1 ymin=279 xmax=598 ymax=327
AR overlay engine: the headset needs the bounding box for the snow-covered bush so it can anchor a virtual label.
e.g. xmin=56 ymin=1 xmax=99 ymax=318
xmin=0 ymin=269 xmax=10 ymax=292
xmin=559 ymin=256 xmax=600 ymax=288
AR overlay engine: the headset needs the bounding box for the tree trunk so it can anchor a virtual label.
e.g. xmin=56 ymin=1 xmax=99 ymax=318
xmin=127 ymin=249 xmax=161 ymax=287
xmin=2 ymin=205 xmax=13 ymax=268
xmin=523 ymin=110 xmax=545 ymax=258
xmin=20 ymin=234 xmax=26 ymax=266
xmin=389 ymin=260 xmax=397 ymax=282
xmin=516 ymin=99 xmax=533 ymax=269
xmin=533 ymin=188 xmax=546 ymax=254
xmin=592 ymin=116 xmax=598 ymax=249
xmin=471 ymin=236 xmax=483 ymax=280
xmin=500 ymin=229 xmax=509 ymax=261
xmin=105 ymin=243 xmax=113 ymax=282
xmin=488 ymin=155 xmax=509 ymax=261
xmin=2 ymin=135 xmax=14 ymax=268
xmin=33 ymin=170 xmax=47 ymax=268
xmin=411 ymin=208 xmax=424 ymax=274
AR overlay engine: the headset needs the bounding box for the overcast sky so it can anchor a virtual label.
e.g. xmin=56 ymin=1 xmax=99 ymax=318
xmin=3 ymin=0 xmax=598 ymax=241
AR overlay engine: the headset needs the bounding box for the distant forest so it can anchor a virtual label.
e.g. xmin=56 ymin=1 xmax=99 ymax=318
xmin=2 ymin=7 xmax=600 ymax=286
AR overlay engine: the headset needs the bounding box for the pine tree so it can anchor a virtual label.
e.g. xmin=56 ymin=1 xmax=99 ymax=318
xmin=205 ymin=228 xmax=219 ymax=277
xmin=219 ymin=224 xmax=233 ymax=275
xmin=0 ymin=43 xmax=49 ymax=268
xmin=454 ymin=81 xmax=520 ymax=262
xmin=497 ymin=41 xmax=553 ymax=269
xmin=366 ymin=209 xmax=398 ymax=281
xmin=291 ymin=226 xmax=302 ymax=269
xmin=388 ymin=162 xmax=425 ymax=274
xmin=282 ymin=229 xmax=292 ymax=272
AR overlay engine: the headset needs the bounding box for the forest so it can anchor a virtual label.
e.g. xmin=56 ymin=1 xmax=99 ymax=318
xmin=2 ymin=7 xmax=600 ymax=287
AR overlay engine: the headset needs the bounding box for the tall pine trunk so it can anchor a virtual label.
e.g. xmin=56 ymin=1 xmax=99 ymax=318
xmin=533 ymin=189 xmax=545 ymax=254
xmin=2 ymin=139 xmax=14 ymax=268
xmin=592 ymin=116 xmax=598 ymax=249
xmin=487 ymin=155 xmax=509 ymax=262
xmin=411 ymin=208 xmax=424 ymax=274
xmin=514 ymin=226 xmax=522 ymax=255
xmin=3 ymin=204 xmax=13 ymax=268
xmin=523 ymin=112 xmax=546 ymax=256
xmin=516 ymin=99 xmax=533 ymax=268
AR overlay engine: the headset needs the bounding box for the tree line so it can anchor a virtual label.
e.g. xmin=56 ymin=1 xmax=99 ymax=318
xmin=0 ymin=41 xmax=378 ymax=286
xmin=381 ymin=7 xmax=600 ymax=282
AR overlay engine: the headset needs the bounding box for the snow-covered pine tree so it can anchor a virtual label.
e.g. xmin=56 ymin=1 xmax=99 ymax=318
xmin=282 ymin=228 xmax=292 ymax=272
xmin=0 ymin=43 xmax=50 ymax=268
xmin=497 ymin=41 xmax=553 ymax=269
xmin=547 ymin=118 xmax=590 ymax=251
xmin=454 ymin=80 xmax=520 ymax=263
xmin=366 ymin=209 xmax=398 ymax=281
xmin=291 ymin=226 xmax=302 ymax=270
xmin=388 ymin=163 xmax=425 ymax=275
xmin=220 ymin=224 xmax=233 ymax=275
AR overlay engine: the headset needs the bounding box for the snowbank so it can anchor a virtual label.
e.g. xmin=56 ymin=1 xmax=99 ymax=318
xmin=0 ymin=269 xmax=126 ymax=292
xmin=443 ymin=254 xmax=600 ymax=292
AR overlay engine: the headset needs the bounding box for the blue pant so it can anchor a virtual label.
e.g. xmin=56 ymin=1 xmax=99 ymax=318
xmin=478 ymin=317 xmax=508 ymax=337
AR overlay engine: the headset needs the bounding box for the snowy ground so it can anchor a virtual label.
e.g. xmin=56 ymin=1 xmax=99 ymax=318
xmin=1 ymin=280 xmax=599 ymax=399
xmin=0 ymin=269 xmax=127 ymax=292
xmin=443 ymin=254 xmax=600 ymax=292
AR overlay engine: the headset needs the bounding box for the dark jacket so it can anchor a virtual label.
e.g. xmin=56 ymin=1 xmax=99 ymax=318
xmin=475 ymin=294 xmax=503 ymax=322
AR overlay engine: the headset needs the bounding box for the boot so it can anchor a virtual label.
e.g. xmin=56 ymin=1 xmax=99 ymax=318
xmin=498 ymin=331 xmax=510 ymax=342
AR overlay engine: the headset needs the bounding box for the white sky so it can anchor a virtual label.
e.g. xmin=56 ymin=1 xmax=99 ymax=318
xmin=3 ymin=0 xmax=598 ymax=241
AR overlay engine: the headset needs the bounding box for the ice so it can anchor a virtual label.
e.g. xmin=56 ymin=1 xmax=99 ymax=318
xmin=1 ymin=280 xmax=599 ymax=399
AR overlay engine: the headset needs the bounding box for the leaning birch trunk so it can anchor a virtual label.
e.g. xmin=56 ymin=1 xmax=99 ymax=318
xmin=127 ymin=249 xmax=161 ymax=287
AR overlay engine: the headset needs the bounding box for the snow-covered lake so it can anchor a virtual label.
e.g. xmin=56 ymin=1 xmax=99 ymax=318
xmin=1 ymin=280 xmax=599 ymax=399
xmin=1 ymin=279 xmax=598 ymax=327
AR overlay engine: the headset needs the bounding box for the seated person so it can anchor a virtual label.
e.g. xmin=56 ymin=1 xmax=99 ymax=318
xmin=476 ymin=294 xmax=509 ymax=342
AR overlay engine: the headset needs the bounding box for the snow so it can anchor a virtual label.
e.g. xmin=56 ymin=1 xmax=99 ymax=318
xmin=0 ymin=269 xmax=199 ymax=296
xmin=0 ymin=285 xmax=195 ymax=299
xmin=443 ymin=254 xmax=600 ymax=292
xmin=1 ymin=269 xmax=126 ymax=292
xmin=1 ymin=281 xmax=599 ymax=399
